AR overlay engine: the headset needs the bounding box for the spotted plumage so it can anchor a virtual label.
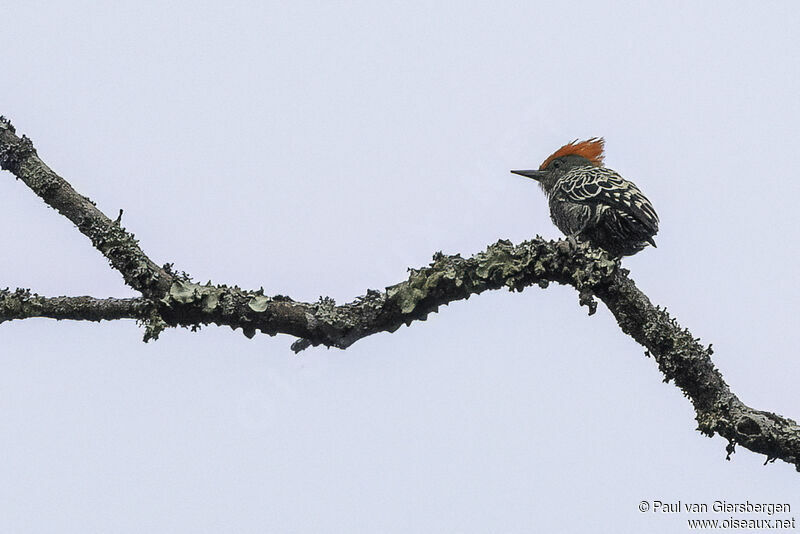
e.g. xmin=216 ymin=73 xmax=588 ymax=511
xmin=512 ymin=138 xmax=659 ymax=257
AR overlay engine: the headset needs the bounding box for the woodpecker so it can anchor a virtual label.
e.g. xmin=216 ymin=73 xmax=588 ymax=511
xmin=512 ymin=138 xmax=658 ymax=257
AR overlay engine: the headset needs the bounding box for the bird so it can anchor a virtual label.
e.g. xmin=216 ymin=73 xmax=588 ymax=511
xmin=511 ymin=138 xmax=658 ymax=257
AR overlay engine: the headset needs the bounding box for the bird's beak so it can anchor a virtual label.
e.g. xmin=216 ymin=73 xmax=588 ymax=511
xmin=511 ymin=169 xmax=545 ymax=181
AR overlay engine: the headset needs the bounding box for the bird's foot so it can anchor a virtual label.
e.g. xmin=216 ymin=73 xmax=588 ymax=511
xmin=567 ymin=234 xmax=579 ymax=249
xmin=567 ymin=234 xmax=586 ymax=252
xmin=556 ymin=234 xmax=583 ymax=255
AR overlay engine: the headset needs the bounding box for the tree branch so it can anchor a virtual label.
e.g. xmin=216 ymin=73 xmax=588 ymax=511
xmin=2 ymin=116 xmax=799 ymax=471
xmin=593 ymin=272 xmax=800 ymax=470
xmin=0 ymin=117 xmax=174 ymax=299
xmin=152 ymin=238 xmax=616 ymax=350
xmin=0 ymin=289 xmax=148 ymax=323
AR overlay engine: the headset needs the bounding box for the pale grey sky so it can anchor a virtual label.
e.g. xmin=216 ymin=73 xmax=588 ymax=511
xmin=2 ymin=1 xmax=800 ymax=532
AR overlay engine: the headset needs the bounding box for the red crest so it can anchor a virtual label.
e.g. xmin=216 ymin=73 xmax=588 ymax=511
xmin=540 ymin=138 xmax=605 ymax=170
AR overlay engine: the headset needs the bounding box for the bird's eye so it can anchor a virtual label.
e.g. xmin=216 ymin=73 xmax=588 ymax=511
xmin=552 ymin=160 xmax=561 ymax=169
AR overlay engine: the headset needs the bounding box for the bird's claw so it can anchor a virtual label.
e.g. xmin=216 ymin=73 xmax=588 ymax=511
xmin=567 ymin=234 xmax=581 ymax=251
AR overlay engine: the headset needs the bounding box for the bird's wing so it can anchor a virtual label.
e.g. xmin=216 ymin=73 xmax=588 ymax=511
xmin=555 ymin=166 xmax=659 ymax=231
